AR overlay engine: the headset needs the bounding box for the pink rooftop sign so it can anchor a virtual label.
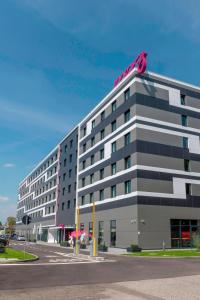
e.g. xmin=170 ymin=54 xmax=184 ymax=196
xmin=114 ymin=51 xmax=147 ymax=87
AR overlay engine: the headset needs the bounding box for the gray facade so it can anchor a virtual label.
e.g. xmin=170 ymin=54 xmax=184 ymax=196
xmin=77 ymin=69 xmax=200 ymax=249
xmin=16 ymin=67 xmax=200 ymax=249
xmin=16 ymin=127 xmax=78 ymax=243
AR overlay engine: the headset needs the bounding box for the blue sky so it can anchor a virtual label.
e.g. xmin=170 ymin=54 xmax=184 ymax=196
xmin=0 ymin=0 xmax=200 ymax=223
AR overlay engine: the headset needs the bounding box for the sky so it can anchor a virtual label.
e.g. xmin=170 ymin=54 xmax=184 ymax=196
xmin=0 ymin=0 xmax=200 ymax=223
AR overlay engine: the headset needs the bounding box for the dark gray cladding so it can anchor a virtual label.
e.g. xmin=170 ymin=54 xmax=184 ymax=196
xmin=56 ymin=127 xmax=78 ymax=227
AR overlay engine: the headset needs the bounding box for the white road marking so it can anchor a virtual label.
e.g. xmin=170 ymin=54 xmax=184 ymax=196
xmin=0 ymin=260 xmax=115 ymax=266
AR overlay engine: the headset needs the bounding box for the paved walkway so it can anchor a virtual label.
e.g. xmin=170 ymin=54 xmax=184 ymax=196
xmin=9 ymin=242 xmax=107 ymax=265
xmin=36 ymin=240 xmax=127 ymax=255
xmin=1 ymin=274 xmax=200 ymax=299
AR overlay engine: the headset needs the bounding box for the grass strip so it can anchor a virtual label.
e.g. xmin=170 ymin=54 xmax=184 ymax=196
xmin=125 ymin=250 xmax=200 ymax=257
xmin=0 ymin=247 xmax=36 ymax=261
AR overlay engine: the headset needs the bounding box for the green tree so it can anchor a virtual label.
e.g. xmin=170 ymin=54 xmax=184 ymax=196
xmin=6 ymin=216 xmax=16 ymax=236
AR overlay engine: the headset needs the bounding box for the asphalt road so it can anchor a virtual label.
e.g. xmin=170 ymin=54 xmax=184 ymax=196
xmin=1 ymin=242 xmax=200 ymax=292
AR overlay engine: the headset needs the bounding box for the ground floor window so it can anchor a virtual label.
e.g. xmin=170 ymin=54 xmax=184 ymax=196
xmin=171 ymin=219 xmax=199 ymax=248
xmin=41 ymin=229 xmax=48 ymax=242
xmin=98 ymin=221 xmax=104 ymax=245
xmin=110 ymin=220 xmax=116 ymax=247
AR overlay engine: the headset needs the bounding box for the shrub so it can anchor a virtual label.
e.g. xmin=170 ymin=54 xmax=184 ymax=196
xmin=60 ymin=241 xmax=70 ymax=247
xmin=127 ymin=244 xmax=142 ymax=252
xmin=0 ymin=238 xmax=7 ymax=253
xmin=192 ymin=234 xmax=200 ymax=250
xmin=98 ymin=242 xmax=108 ymax=252
xmin=80 ymin=243 xmax=87 ymax=249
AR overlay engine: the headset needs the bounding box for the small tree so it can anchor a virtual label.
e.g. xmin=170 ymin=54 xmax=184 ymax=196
xmin=192 ymin=232 xmax=200 ymax=251
xmin=6 ymin=216 xmax=16 ymax=236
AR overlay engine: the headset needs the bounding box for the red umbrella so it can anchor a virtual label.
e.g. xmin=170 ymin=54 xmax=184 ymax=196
xmin=69 ymin=230 xmax=92 ymax=238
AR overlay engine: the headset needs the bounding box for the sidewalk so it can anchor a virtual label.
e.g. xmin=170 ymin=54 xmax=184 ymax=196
xmin=36 ymin=240 xmax=126 ymax=255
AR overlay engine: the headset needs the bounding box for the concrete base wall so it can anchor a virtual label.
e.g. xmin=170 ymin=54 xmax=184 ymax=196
xmin=80 ymin=205 xmax=138 ymax=248
xmin=138 ymin=205 xmax=200 ymax=249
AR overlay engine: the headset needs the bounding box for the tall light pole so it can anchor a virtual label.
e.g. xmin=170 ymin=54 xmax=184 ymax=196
xmin=75 ymin=205 xmax=80 ymax=255
xmin=92 ymin=202 xmax=97 ymax=257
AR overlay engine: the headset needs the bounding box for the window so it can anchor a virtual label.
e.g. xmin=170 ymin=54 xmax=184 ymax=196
xmin=52 ymin=205 xmax=55 ymax=213
xmin=111 ymin=185 xmax=116 ymax=198
xmin=83 ymin=143 xmax=86 ymax=153
xmin=111 ymin=141 xmax=117 ymax=153
xmin=184 ymin=159 xmax=190 ymax=172
xmin=70 ymin=139 xmax=73 ymax=148
xmin=111 ymin=163 xmax=117 ymax=175
xmin=99 ymin=169 xmax=104 ymax=180
xmin=68 ymin=185 xmax=71 ymax=193
xmin=124 ymin=132 xmax=131 ymax=146
xmin=100 ymin=129 xmax=105 ymax=140
xmin=73 ymin=199 xmax=76 ymax=207
xmin=124 ymin=88 xmax=130 ymax=101
xmin=111 ymin=120 xmax=117 ymax=132
xmin=92 ymin=119 xmax=95 ymax=129
xmin=90 ymin=173 xmax=94 ymax=184
xmin=182 ymin=137 xmax=188 ymax=149
xmin=63 ymin=173 xmax=66 ymax=181
xmin=124 ymin=109 xmax=130 ymax=123
xmin=62 ymin=187 xmax=65 ymax=195
xmin=62 ymin=202 xmax=65 ymax=211
xmin=91 ymin=155 xmax=94 ymax=165
xmin=82 ymin=160 xmax=86 ymax=170
xmin=181 ymin=94 xmax=185 ymax=105
xmin=90 ymin=193 xmax=94 ymax=203
xmin=81 ymin=196 xmax=85 ymax=206
xmin=98 ymin=221 xmax=104 ymax=245
xmin=112 ymin=101 xmax=116 ymax=112
xmin=100 ymin=148 xmax=104 ymax=159
xmin=181 ymin=115 xmax=187 ymax=127
xmin=91 ymin=137 xmax=95 ymax=147
xmin=69 ymin=154 xmax=72 ymax=162
xmin=110 ymin=220 xmax=116 ymax=247
xmin=124 ymin=156 xmax=131 ymax=169
xmin=99 ymin=189 xmax=104 ymax=201
xmin=101 ymin=111 xmax=105 ymax=121
xmin=83 ymin=127 xmax=87 ymax=136
xmin=64 ymin=145 xmax=67 ymax=152
xmin=186 ymin=183 xmax=191 ymax=195
xmin=69 ymin=169 xmax=72 ymax=177
xmin=124 ymin=180 xmax=131 ymax=194
xmin=64 ymin=158 xmax=67 ymax=167
xmin=67 ymin=200 xmax=71 ymax=209
xmin=82 ymin=178 xmax=85 ymax=187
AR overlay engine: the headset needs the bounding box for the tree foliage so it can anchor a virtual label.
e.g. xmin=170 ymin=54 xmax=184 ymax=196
xmin=6 ymin=216 xmax=16 ymax=228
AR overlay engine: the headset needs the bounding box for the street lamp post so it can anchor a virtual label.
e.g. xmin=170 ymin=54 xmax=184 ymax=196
xmin=75 ymin=206 xmax=80 ymax=255
xmin=92 ymin=202 xmax=97 ymax=257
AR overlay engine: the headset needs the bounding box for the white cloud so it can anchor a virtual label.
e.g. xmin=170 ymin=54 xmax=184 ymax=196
xmin=0 ymin=196 xmax=9 ymax=203
xmin=3 ymin=163 xmax=15 ymax=168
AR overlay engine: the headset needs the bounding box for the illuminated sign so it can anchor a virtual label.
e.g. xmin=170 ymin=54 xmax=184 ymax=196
xmin=114 ymin=51 xmax=147 ymax=87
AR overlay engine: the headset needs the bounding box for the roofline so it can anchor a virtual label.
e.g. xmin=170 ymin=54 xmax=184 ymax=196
xmin=79 ymin=68 xmax=200 ymax=126
xmin=19 ymin=68 xmax=200 ymax=186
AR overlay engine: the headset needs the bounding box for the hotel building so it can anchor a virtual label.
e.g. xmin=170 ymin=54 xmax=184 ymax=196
xmin=16 ymin=67 xmax=200 ymax=249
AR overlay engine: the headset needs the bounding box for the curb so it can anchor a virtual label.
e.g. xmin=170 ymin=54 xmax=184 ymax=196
xmin=0 ymin=252 xmax=39 ymax=265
